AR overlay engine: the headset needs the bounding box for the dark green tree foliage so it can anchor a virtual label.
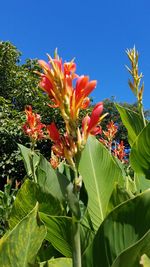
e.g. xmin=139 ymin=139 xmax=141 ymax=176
xmin=0 ymin=41 xmax=63 ymax=186
xmin=0 ymin=41 xmax=21 ymax=100
xmin=0 ymin=97 xmax=25 ymax=184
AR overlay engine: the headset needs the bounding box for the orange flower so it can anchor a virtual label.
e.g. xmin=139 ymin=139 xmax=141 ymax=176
xmin=71 ymin=76 xmax=97 ymax=120
xmin=38 ymin=54 xmax=97 ymax=124
xmin=38 ymin=59 xmax=61 ymax=107
xmin=22 ymin=106 xmax=45 ymax=140
xmin=114 ymin=141 xmax=126 ymax=161
xmin=64 ymin=61 xmax=76 ymax=76
xmin=39 ymin=74 xmax=54 ymax=98
xmin=50 ymin=154 xmax=59 ymax=169
xmin=103 ymin=120 xmax=118 ymax=141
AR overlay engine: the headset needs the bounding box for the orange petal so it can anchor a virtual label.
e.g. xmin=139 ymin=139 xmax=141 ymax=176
xmin=38 ymin=60 xmax=50 ymax=71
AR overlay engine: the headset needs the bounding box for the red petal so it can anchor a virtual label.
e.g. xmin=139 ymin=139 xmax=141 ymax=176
xmin=90 ymin=125 xmax=102 ymax=136
xmin=53 ymin=58 xmax=62 ymax=71
xmin=47 ymin=123 xmax=60 ymax=142
xmin=83 ymin=80 xmax=97 ymax=98
xmin=64 ymin=62 xmax=76 ymax=75
xmin=39 ymin=75 xmax=53 ymax=96
xmin=81 ymin=97 xmax=90 ymax=109
xmin=88 ymin=102 xmax=103 ymax=132
xmin=75 ymin=76 xmax=89 ymax=96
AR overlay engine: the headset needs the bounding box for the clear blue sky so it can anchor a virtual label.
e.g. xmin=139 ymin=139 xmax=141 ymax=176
xmin=0 ymin=0 xmax=150 ymax=109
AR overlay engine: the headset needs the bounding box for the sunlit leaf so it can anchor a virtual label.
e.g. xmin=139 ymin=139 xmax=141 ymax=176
xmin=36 ymin=155 xmax=69 ymax=201
xmin=9 ymin=179 xmax=63 ymax=229
xmin=82 ymin=190 xmax=150 ymax=267
xmin=40 ymin=213 xmax=94 ymax=258
xmin=0 ymin=204 xmax=46 ymax=267
xmin=115 ymin=104 xmax=144 ymax=146
xmin=37 ymin=258 xmax=72 ymax=267
xmin=140 ymin=254 xmax=150 ymax=267
xmin=18 ymin=143 xmax=39 ymax=177
xmin=130 ymin=122 xmax=150 ymax=179
xmin=79 ymin=136 xmax=124 ymax=231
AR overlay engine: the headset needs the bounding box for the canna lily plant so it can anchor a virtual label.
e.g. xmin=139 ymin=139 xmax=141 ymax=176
xmin=0 ymin=47 xmax=150 ymax=267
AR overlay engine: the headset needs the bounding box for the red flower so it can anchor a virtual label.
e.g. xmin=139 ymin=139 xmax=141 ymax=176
xmin=87 ymin=103 xmax=103 ymax=133
xmin=47 ymin=122 xmax=64 ymax=157
xmin=82 ymin=102 xmax=103 ymax=141
xmin=47 ymin=122 xmax=77 ymax=166
xmin=22 ymin=106 xmax=45 ymax=140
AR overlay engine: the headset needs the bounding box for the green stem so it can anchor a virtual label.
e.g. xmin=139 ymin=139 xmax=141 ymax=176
xmin=71 ymin=165 xmax=82 ymax=267
xmin=30 ymin=140 xmax=37 ymax=183
xmin=138 ymin=100 xmax=146 ymax=127
xmin=72 ymin=217 xmax=82 ymax=267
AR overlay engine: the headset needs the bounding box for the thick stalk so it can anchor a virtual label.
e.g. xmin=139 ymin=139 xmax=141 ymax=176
xmin=72 ymin=217 xmax=82 ymax=267
xmin=71 ymin=166 xmax=82 ymax=267
xmin=30 ymin=140 xmax=37 ymax=183
xmin=138 ymin=100 xmax=146 ymax=127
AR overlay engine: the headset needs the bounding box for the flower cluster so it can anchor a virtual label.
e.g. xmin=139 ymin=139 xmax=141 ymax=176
xmin=99 ymin=120 xmax=126 ymax=162
xmin=113 ymin=140 xmax=126 ymax=162
xmin=23 ymin=52 xmax=104 ymax=168
xmin=100 ymin=120 xmax=118 ymax=148
xmin=38 ymin=56 xmax=97 ymax=122
xmin=37 ymin=53 xmax=104 ymax=167
xmin=46 ymin=102 xmax=103 ymax=168
xmin=22 ymin=106 xmax=45 ymax=141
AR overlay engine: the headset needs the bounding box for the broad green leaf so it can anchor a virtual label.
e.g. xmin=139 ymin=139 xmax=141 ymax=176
xmin=40 ymin=213 xmax=72 ymax=257
xmin=58 ymin=162 xmax=74 ymax=182
xmin=112 ymin=156 xmax=126 ymax=179
xmin=115 ymin=104 xmax=144 ymax=146
xmin=18 ymin=143 xmax=39 ymax=177
xmin=38 ymin=258 xmax=72 ymax=267
xmin=82 ymin=190 xmax=150 ymax=267
xmin=9 ymin=179 xmax=63 ymax=229
xmin=0 ymin=204 xmax=46 ymax=267
xmin=107 ymin=183 xmax=132 ymax=213
xmin=111 ymin=232 xmax=150 ymax=267
xmin=134 ymin=173 xmax=150 ymax=193
xmin=79 ymin=136 xmax=124 ymax=231
xmin=126 ymin=175 xmax=138 ymax=195
xmin=130 ymin=122 xmax=150 ymax=179
xmin=36 ymin=155 xmax=69 ymax=201
xmin=58 ymin=163 xmax=82 ymax=219
xmin=140 ymin=254 xmax=150 ymax=267
xmin=36 ymin=241 xmax=58 ymax=262
xmin=80 ymin=220 xmax=95 ymax=254
xmin=40 ymin=213 xmax=94 ymax=258
xmin=66 ymin=182 xmax=81 ymax=219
